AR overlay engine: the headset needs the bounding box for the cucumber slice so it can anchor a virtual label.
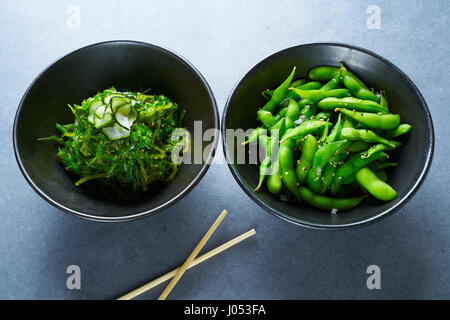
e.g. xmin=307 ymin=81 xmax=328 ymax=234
xmin=94 ymin=112 xmax=113 ymax=129
xmin=94 ymin=105 xmax=114 ymax=128
xmin=103 ymin=94 xmax=123 ymax=105
xmin=102 ymin=123 xmax=130 ymax=140
xmin=114 ymin=103 xmax=137 ymax=130
xmin=110 ymin=96 xmax=130 ymax=112
xmin=88 ymin=100 xmax=104 ymax=124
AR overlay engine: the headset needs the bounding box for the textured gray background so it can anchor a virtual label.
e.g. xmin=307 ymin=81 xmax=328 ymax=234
xmin=0 ymin=0 xmax=449 ymax=299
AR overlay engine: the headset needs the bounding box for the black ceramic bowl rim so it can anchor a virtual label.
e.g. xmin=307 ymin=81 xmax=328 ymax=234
xmin=222 ymin=42 xmax=434 ymax=230
xmin=13 ymin=40 xmax=220 ymax=222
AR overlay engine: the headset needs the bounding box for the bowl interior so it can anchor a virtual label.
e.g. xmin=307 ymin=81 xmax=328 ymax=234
xmin=223 ymin=43 xmax=433 ymax=228
xmin=14 ymin=41 xmax=218 ymax=221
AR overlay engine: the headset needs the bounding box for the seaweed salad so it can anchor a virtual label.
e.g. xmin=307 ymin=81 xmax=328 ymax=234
xmin=40 ymin=88 xmax=186 ymax=198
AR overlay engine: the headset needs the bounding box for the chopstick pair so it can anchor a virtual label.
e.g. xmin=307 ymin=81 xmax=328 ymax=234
xmin=117 ymin=209 xmax=256 ymax=300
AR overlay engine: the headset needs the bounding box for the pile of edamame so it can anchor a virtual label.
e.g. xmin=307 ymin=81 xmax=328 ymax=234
xmin=246 ymin=63 xmax=411 ymax=212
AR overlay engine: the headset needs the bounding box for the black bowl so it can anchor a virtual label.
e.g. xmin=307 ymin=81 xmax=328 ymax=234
xmin=14 ymin=40 xmax=219 ymax=222
xmin=222 ymin=43 xmax=434 ymax=229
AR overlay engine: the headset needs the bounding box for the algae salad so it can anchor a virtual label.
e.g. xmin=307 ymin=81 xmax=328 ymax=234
xmin=40 ymin=88 xmax=186 ymax=198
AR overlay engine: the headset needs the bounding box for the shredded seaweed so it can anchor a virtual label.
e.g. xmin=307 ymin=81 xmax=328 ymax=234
xmin=41 ymin=88 xmax=186 ymax=198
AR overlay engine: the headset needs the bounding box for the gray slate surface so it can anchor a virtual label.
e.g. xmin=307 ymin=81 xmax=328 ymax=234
xmin=0 ymin=0 xmax=448 ymax=299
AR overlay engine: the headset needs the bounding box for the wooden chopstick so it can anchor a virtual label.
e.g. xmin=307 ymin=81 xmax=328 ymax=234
xmin=157 ymin=209 xmax=228 ymax=300
xmin=117 ymin=228 xmax=256 ymax=300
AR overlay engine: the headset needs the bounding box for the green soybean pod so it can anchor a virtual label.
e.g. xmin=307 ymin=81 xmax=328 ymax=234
xmin=255 ymin=135 xmax=271 ymax=191
xmin=365 ymin=140 xmax=401 ymax=158
xmin=356 ymin=167 xmax=397 ymax=201
xmin=383 ymin=124 xmax=412 ymax=139
xmin=307 ymin=140 xmax=347 ymax=193
xmin=320 ymin=141 xmax=352 ymax=194
xmin=284 ymin=99 xmax=301 ymax=129
xmin=320 ymin=121 xmax=331 ymax=142
xmin=295 ymin=134 xmax=318 ymax=184
xmin=263 ymin=78 xmax=308 ymax=100
xmin=280 ymin=119 xmax=327 ymax=143
xmin=346 ymin=141 xmax=370 ymax=153
xmin=262 ymin=67 xmax=296 ymax=113
xmin=340 ymin=63 xmax=380 ymax=102
xmin=242 ymin=127 xmax=267 ymax=145
xmin=289 ymin=88 xmax=349 ymax=103
xmin=257 ymin=110 xmax=278 ymax=128
xmin=291 ymin=79 xmax=307 ymax=88
xmin=308 ymin=66 xmax=340 ymax=81
xmin=341 ymin=128 xmax=397 ymax=147
xmin=267 ymin=159 xmax=282 ymax=194
xmin=285 ymin=81 xmax=323 ymax=101
xmin=299 ymin=187 xmax=366 ymax=211
xmin=330 ymin=151 xmax=387 ymax=195
xmin=325 ymin=114 xmax=343 ymax=143
xmin=336 ymin=108 xmax=401 ymax=130
xmin=317 ymin=97 xmax=389 ymax=114
xmin=279 ymin=139 xmax=301 ymax=200
xmin=320 ymin=68 xmax=342 ymax=91
xmin=266 ymin=119 xmax=286 ymax=194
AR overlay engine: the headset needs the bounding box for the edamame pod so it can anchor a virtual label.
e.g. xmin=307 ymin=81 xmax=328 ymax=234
xmin=320 ymin=69 xmax=342 ymax=91
xmin=280 ymin=119 xmax=327 ymax=143
xmin=299 ymin=187 xmax=366 ymax=211
xmin=295 ymin=134 xmax=318 ymax=184
xmin=346 ymin=141 xmax=371 ymax=153
xmin=317 ymin=97 xmax=388 ymax=114
xmin=382 ymin=124 xmax=412 ymax=139
xmin=257 ymin=110 xmax=278 ymax=128
xmin=263 ymin=79 xmax=308 ymax=99
xmin=307 ymin=140 xmax=347 ymax=193
xmin=320 ymin=141 xmax=352 ymax=194
xmin=266 ymin=119 xmax=286 ymax=194
xmin=341 ymin=128 xmax=397 ymax=147
xmin=325 ymin=114 xmax=343 ymax=143
xmin=284 ymin=99 xmax=301 ymax=129
xmin=285 ymin=81 xmax=323 ymax=101
xmin=336 ymin=108 xmax=401 ymax=130
xmin=243 ymin=127 xmax=267 ymax=145
xmin=364 ymin=140 xmax=401 ymax=158
xmin=330 ymin=151 xmax=387 ymax=195
xmin=255 ymin=135 xmax=271 ymax=191
xmin=262 ymin=67 xmax=296 ymax=112
xmin=308 ymin=66 xmax=340 ymax=81
xmin=340 ymin=63 xmax=380 ymax=102
xmin=356 ymin=167 xmax=397 ymax=201
xmin=279 ymin=139 xmax=301 ymax=200
xmin=289 ymin=88 xmax=349 ymax=102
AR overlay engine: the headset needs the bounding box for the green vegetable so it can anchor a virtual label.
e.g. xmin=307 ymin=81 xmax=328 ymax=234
xmin=40 ymin=88 xmax=185 ymax=198
xmin=356 ymin=167 xmax=397 ymax=201
xmin=247 ymin=63 xmax=410 ymax=212
xmin=299 ymin=187 xmax=366 ymax=211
